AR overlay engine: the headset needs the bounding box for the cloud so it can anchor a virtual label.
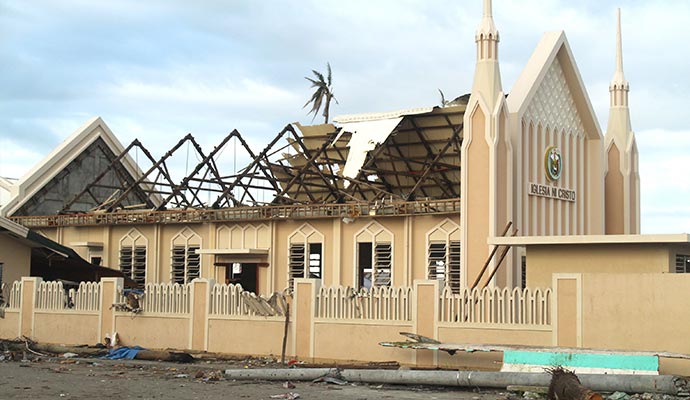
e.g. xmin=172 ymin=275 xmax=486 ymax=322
xmin=0 ymin=0 xmax=689 ymax=233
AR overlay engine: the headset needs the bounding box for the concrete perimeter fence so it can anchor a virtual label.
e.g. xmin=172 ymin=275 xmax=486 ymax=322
xmin=2 ymin=273 xmax=690 ymax=369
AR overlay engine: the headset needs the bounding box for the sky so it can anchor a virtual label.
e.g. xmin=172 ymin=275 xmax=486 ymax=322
xmin=0 ymin=0 xmax=689 ymax=233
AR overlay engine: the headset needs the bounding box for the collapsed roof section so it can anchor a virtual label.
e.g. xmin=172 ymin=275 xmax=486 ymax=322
xmin=260 ymin=97 xmax=467 ymax=204
xmin=5 ymin=96 xmax=468 ymax=216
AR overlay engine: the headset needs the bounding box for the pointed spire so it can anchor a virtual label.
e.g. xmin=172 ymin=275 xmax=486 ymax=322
xmin=607 ymin=8 xmax=632 ymax=141
xmin=471 ymin=0 xmax=503 ymax=101
xmin=484 ymin=0 xmax=492 ymax=17
xmin=477 ymin=0 xmax=499 ymax=42
xmin=611 ymin=8 xmax=627 ymax=86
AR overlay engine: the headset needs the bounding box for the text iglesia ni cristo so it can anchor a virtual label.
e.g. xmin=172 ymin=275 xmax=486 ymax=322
xmin=528 ymin=183 xmax=576 ymax=202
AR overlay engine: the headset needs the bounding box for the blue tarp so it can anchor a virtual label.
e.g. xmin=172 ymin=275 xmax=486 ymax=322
xmin=106 ymin=346 xmax=146 ymax=360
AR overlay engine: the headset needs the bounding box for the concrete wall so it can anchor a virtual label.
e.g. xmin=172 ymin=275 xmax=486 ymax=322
xmin=0 ymin=311 xmax=18 ymax=339
xmin=33 ymin=312 xmax=100 ymax=345
xmin=313 ymin=321 xmax=414 ymax=363
xmin=580 ymin=273 xmax=690 ymax=354
xmin=0 ymin=276 xmax=557 ymax=370
xmin=207 ymin=317 xmax=289 ymax=356
xmin=0 ymin=234 xmax=31 ymax=289
xmin=115 ymin=315 xmax=190 ymax=350
xmin=527 ymin=243 xmax=675 ymax=288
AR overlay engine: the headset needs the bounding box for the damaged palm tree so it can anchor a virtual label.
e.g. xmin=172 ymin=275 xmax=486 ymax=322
xmin=304 ymin=62 xmax=337 ymax=124
xmin=547 ymin=366 xmax=603 ymax=400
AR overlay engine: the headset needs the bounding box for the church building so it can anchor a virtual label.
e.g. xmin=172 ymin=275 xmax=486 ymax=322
xmin=0 ymin=1 xmax=641 ymax=295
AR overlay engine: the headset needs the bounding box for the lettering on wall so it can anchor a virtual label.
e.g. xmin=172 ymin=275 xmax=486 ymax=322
xmin=528 ymin=183 xmax=576 ymax=202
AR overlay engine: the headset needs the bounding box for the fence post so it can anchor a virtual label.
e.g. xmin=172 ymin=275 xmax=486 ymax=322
xmin=189 ymin=278 xmax=214 ymax=351
xmin=412 ymin=279 xmax=439 ymax=367
xmin=552 ymin=273 xmax=582 ymax=347
xmin=18 ymin=277 xmax=41 ymax=339
xmin=99 ymin=277 xmax=123 ymax=345
xmin=292 ymin=278 xmax=319 ymax=360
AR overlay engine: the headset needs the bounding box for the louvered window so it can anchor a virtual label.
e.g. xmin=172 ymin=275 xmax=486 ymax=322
xmin=288 ymin=244 xmax=305 ymax=289
xmin=428 ymin=242 xmax=446 ymax=280
xmin=288 ymin=242 xmax=323 ymax=290
xmin=120 ymin=245 xmax=146 ymax=285
xmin=171 ymin=245 xmax=201 ymax=284
xmin=308 ymin=243 xmax=322 ymax=279
xmin=358 ymin=242 xmax=392 ymax=288
xmin=676 ymin=255 xmax=690 ymax=273
xmin=427 ymin=240 xmax=460 ymax=292
xmin=448 ymin=240 xmax=461 ymax=291
xmin=374 ymin=243 xmax=392 ymax=286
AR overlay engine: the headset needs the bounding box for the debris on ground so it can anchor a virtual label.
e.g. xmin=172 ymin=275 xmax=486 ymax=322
xmin=311 ymin=368 xmax=348 ymax=385
xmin=269 ymin=393 xmax=300 ymax=399
xmin=547 ymin=367 xmax=602 ymax=400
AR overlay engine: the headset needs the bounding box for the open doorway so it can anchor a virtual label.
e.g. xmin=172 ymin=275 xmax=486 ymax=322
xmin=220 ymin=262 xmax=258 ymax=293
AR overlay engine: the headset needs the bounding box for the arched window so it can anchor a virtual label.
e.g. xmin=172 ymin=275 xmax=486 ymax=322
xmin=427 ymin=219 xmax=461 ymax=292
xmin=355 ymin=222 xmax=393 ymax=289
xmin=171 ymin=227 xmax=202 ymax=284
xmin=288 ymin=223 xmax=324 ymax=289
xmin=119 ymin=228 xmax=147 ymax=285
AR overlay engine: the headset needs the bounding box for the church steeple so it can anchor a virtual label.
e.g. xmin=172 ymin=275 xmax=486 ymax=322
xmin=609 ymin=8 xmax=630 ymax=109
xmin=606 ymin=8 xmax=632 ymax=146
xmin=472 ymin=0 xmax=503 ymax=106
xmin=605 ymin=8 xmax=640 ymax=235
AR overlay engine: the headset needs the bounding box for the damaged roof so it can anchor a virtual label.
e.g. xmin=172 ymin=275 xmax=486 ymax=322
xmin=6 ymin=95 xmax=469 ymax=216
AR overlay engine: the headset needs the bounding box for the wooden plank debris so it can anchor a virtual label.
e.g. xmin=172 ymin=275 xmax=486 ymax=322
xmin=379 ymin=332 xmax=690 ymax=360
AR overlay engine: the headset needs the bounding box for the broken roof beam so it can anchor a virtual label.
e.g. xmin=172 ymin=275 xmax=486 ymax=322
xmin=283 ymin=125 xmax=342 ymax=203
xmin=406 ymin=123 xmax=464 ymax=199
xmin=61 ymin=139 xmax=157 ymax=213
xmin=211 ymin=124 xmax=292 ymax=209
xmin=276 ymin=129 xmax=340 ymax=201
xmin=155 ymin=131 xmax=236 ymax=210
xmin=104 ymin=135 xmax=194 ymax=211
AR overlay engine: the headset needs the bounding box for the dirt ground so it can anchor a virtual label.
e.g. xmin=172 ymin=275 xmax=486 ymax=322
xmin=0 ymin=356 xmax=509 ymax=400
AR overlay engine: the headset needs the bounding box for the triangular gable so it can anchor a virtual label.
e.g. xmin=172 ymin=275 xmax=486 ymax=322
xmin=507 ymin=31 xmax=602 ymax=140
xmin=1 ymin=117 xmax=150 ymax=216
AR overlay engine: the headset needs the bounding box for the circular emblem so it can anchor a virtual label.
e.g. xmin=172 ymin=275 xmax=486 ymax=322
xmin=544 ymin=146 xmax=562 ymax=181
